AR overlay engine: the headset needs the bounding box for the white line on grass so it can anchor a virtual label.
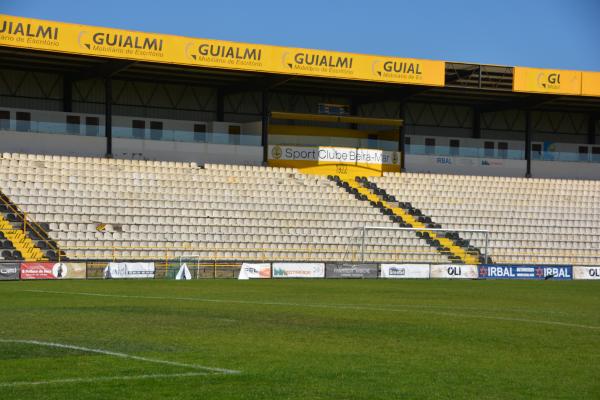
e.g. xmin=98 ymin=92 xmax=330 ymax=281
xmin=16 ymin=289 xmax=570 ymax=316
xmin=0 ymin=339 xmax=240 ymax=375
xmin=23 ymin=289 xmax=600 ymax=331
xmin=0 ymin=372 xmax=208 ymax=388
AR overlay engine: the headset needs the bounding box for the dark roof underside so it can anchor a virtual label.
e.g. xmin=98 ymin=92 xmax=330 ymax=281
xmin=2 ymin=46 xmax=600 ymax=114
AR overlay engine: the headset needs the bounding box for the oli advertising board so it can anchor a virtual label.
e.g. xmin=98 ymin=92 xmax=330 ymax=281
xmin=573 ymin=266 xmax=600 ymax=280
xmin=430 ymin=264 xmax=478 ymax=279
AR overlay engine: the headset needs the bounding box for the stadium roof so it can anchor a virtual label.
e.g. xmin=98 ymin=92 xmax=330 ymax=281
xmin=1 ymin=14 xmax=600 ymax=113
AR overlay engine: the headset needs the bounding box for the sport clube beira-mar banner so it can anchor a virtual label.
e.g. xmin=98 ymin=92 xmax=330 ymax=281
xmin=0 ymin=14 xmax=445 ymax=87
xmin=268 ymin=145 xmax=401 ymax=174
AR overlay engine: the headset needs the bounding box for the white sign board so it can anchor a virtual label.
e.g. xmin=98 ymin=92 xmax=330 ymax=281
xmin=269 ymin=145 xmax=399 ymax=166
xmin=430 ymin=264 xmax=478 ymax=279
xmin=573 ymin=266 xmax=600 ymax=280
xmin=380 ymin=264 xmax=430 ymax=279
xmin=406 ymin=154 xmax=526 ymax=177
xmin=104 ymin=262 xmax=155 ymax=279
xmin=176 ymin=263 xmax=192 ymax=280
xmin=272 ymin=263 xmax=325 ymax=278
xmin=238 ymin=263 xmax=271 ymax=280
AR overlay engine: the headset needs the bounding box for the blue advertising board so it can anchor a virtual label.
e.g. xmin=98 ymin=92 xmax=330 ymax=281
xmin=478 ymin=265 xmax=573 ymax=280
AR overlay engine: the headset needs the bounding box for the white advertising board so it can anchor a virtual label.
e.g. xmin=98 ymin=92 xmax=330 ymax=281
xmin=269 ymin=145 xmax=399 ymax=166
xmin=430 ymin=264 xmax=478 ymax=279
xmin=104 ymin=262 xmax=155 ymax=279
xmin=272 ymin=263 xmax=325 ymax=278
xmin=380 ymin=264 xmax=430 ymax=279
xmin=238 ymin=263 xmax=271 ymax=280
xmin=406 ymin=154 xmax=526 ymax=177
xmin=176 ymin=263 xmax=192 ymax=280
xmin=573 ymin=266 xmax=600 ymax=280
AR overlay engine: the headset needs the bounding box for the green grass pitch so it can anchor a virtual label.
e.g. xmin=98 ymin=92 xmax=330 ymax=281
xmin=0 ymin=279 xmax=598 ymax=399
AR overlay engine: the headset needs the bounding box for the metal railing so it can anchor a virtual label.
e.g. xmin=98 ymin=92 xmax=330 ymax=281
xmin=360 ymin=226 xmax=490 ymax=263
xmin=0 ymin=193 xmax=60 ymax=255
xmin=83 ymin=260 xmax=241 ymax=280
xmin=59 ymin=243 xmax=445 ymax=264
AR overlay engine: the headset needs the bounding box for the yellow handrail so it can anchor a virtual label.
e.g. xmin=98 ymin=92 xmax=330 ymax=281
xmin=0 ymin=193 xmax=59 ymax=253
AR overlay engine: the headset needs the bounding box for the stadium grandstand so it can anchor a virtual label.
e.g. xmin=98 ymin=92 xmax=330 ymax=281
xmin=0 ymin=13 xmax=599 ymax=266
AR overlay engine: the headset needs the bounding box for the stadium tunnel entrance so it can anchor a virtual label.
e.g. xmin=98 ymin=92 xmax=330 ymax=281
xmin=267 ymin=111 xmax=404 ymax=178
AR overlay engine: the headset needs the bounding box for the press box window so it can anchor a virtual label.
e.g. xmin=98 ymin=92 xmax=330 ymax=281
xmin=578 ymin=146 xmax=589 ymax=161
xmin=425 ymin=138 xmax=435 ymax=155
xmin=66 ymin=115 xmax=80 ymax=134
xmin=592 ymin=147 xmax=600 ymax=162
xmin=132 ymin=120 xmax=145 ymax=139
xmin=150 ymin=121 xmax=163 ymax=140
xmin=532 ymin=144 xmax=542 ymax=160
xmin=449 ymin=139 xmax=460 ymax=156
xmin=0 ymin=110 xmax=9 ymax=130
xmin=484 ymin=141 xmax=495 ymax=157
xmin=193 ymin=124 xmax=207 ymax=142
xmin=16 ymin=112 xmax=31 ymax=132
xmin=367 ymin=134 xmax=378 ymax=148
xmin=85 ymin=117 xmax=99 ymax=136
xmin=498 ymin=142 xmax=508 ymax=159
xmin=228 ymin=125 xmax=241 ymax=145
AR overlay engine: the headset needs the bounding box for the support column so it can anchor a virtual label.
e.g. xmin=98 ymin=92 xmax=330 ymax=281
xmin=261 ymin=90 xmax=270 ymax=165
xmin=216 ymin=89 xmax=225 ymax=122
xmin=399 ymin=103 xmax=406 ymax=172
xmin=473 ymin=108 xmax=481 ymax=139
xmin=588 ymin=114 xmax=597 ymax=145
xmin=350 ymin=100 xmax=358 ymax=130
xmin=62 ymin=76 xmax=72 ymax=113
xmin=525 ymin=110 xmax=532 ymax=178
xmin=105 ymin=78 xmax=113 ymax=158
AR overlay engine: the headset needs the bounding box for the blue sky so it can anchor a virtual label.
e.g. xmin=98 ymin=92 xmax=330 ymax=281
xmin=2 ymin=0 xmax=599 ymax=71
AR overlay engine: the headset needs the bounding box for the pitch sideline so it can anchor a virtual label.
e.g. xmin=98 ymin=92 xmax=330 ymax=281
xmin=22 ymin=289 xmax=600 ymax=331
xmin=0 ymin=339 xmax=241 ymax=380
xmin=0 ymin=372 xmax=209 ymax=388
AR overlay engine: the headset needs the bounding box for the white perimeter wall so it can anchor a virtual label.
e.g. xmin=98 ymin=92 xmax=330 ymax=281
xmin=532 ymin=161 xmax=600 ymax=180
xmin=406 ymin=154 xmax=527 ymax=177
xmin=1 ymin=129 xmax=600 ymax=179
xmin=0 ymin=130 xmax=262 ymax=165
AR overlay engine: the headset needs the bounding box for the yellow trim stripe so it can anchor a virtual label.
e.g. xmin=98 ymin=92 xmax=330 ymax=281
xmin=269 ymin=125 xmax=399 ymax=140
xmin=0 ymin=216 xmax=46 ymax=261
xmin=343 ymin=178 xmax=479 ymax=264
xmin=270 ymin=112 xmax=403 ymax=127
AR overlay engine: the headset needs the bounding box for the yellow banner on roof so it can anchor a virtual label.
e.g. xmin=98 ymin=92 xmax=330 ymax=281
xmin=513 ymin=67 xmax=581 ymax=95
xmin=0 ymin=14 xmax=173 ymax=61
xmin=181 ymin=38 xmax=273 ymax=72
xmin=0 ymin=14 xmax=445 ymax=86
xmin=581 ymin=71 xmax=600 ymax=97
